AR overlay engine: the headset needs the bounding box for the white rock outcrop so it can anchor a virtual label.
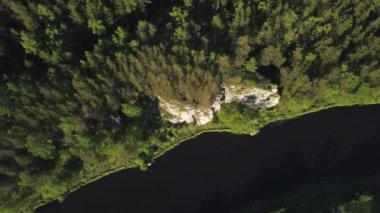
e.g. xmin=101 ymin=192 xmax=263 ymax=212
xmin=158 ymin=84 xmax=280 ymax=126
xmin=223 ymin=84 xmax=280 ymax=108
xmin=158 ymin=96 xmax=222 ymax=125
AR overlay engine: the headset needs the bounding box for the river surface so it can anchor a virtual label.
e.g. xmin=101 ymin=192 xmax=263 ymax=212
xmin=37 ymin=105 xmax=380 ymax=213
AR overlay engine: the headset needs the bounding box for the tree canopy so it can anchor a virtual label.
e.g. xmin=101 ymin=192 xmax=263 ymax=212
xmin=0 ymin=0 xmax=379 ymax=211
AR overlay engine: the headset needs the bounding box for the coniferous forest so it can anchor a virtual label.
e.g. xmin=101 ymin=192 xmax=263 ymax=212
xmin=0 ymin=0 xmax=379 ymax=212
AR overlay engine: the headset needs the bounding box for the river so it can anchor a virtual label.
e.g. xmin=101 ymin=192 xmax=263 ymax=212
xmin=37 ymin=105 xmax=380 ymax=212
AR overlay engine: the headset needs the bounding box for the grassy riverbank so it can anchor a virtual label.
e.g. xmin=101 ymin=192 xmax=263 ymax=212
xmin=21 ymin=93 xmax=380 ymax=213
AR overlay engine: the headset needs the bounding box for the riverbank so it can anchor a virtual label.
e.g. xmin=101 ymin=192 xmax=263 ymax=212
xmin=36 ymin=103 xmax=380 ymax=213
xmin=27 ymin=97 xmax=380 ymax=212
xmin=0 ymin=92 xmax=375 ymax=212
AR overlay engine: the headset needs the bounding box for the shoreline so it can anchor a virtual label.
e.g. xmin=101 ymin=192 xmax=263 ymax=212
xmin=31 ymin=102 xmax=380 ymax=212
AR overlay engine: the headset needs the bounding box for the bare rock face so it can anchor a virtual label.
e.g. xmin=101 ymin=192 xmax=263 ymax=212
xmin=223 ymin=84 xmax=280 ymax=108
xmin=157 ymin=96 xmax=195 ymax=124
xmin=158 ymin=96 xmax=222 ymax=125
xmin=158 ymin=84 xmax=280 ymax=126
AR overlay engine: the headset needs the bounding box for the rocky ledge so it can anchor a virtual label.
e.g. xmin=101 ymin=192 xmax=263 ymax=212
xmin=158 ymin=84 xmax=280 ymax=126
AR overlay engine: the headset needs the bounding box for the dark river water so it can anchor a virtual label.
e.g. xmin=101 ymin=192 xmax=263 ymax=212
xmin=37 ymin=105 xmax=380 ymax=213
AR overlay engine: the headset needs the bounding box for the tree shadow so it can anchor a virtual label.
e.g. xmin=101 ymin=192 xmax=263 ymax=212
xmin=257 ymin=65 xmax=280 ymax=85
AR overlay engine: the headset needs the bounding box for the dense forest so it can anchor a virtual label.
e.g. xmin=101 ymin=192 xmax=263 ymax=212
xmin=0 ymin=0 xmax=379 ymax=212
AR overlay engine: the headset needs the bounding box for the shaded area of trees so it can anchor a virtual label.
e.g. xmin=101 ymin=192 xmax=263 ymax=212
xmin=0 ymin=0 xmax=379 ymax=211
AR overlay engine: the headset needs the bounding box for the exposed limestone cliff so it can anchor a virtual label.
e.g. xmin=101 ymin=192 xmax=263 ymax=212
xmin=158 ymin=84 xmax=280 ymax=126
xmin=158 ymin=96 xmax=221 ymax=125
xmin=223 ymin=84 xmax=280 ymax=108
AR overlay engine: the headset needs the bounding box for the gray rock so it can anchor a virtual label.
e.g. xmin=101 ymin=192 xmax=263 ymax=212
xmin=158 ymin=83 xmax=280 ymax=126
